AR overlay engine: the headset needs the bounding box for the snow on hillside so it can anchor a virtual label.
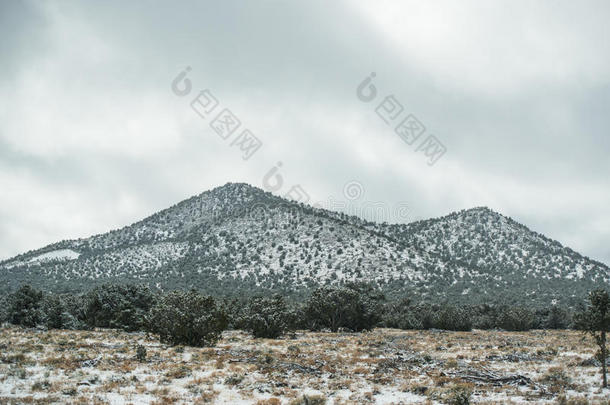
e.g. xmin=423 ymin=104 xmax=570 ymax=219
xmin=0 ymin=183 xmax=608 ymax=304
xmin=29 ymin=249 xmax=81 ymax=263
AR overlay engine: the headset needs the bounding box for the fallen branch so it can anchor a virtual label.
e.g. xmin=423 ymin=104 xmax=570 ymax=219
xmin=451 ymin=368 xmax=532 ymax=386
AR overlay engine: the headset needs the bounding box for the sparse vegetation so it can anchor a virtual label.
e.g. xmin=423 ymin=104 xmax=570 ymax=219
xmin=575 ymin=288 xmax=610 ymax=388
xmin=136 ymin=344 xmax=147 ymax=362
xmin=0 ymin=327 xmax=607 ymax=404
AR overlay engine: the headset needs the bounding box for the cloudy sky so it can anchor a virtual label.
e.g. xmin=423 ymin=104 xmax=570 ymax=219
xmin=1 ymin=0 xmax=609 ymax=265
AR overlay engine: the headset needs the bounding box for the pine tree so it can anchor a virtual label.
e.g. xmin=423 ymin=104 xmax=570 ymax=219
xmin=8 ymin=285 xmax=43 ymax=327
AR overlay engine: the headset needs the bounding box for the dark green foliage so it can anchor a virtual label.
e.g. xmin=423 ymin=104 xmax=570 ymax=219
xmin=543 ymin=306 xmax=570 ymax=329
xmin=148 ymin=290 xmax=228 ymax=347
xmin=0 ymin=282 xmax=593 ymax=347
xmin=239 ymin=294 xmax=289 ymax=338
xmin=0 ymin=294 xmax=9 ymax=323
xmin=8 ymin=285 xmax=43 ymax=327
xmin=84 ymin=284 xmax=156 ymax=332
xmin=433 ymin=305 xmax=472 ymax=331
xmin=498 ymin=306 xmax=535 ymax=331
xmin=470 ymin=304 xmax=498 ymax=330
xmin=574 ymin=289 xmax=610 ymax=388
xmin=40 ymin=293 xmax=86 ymax=330
xmin=221 ymin=298 xmax=246 ymax=329
xmin=304 ymin=283 xmax=383 ymax=332
xmin=383 ymin=301 xmax=471 ymax=331
xmin=41 ymin=295 xmax=67 ymax=329
xmin=136 ymin=345 xmax=147 ymax=362
xmin=59 ymin=293 xmax=88 ymax=329
xmin=383 ymin=299 xmax=427 ymax=330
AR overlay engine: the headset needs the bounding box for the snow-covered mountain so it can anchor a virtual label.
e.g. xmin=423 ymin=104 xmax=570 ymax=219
xmin=1 ymin=183 xmax=608 ymax=305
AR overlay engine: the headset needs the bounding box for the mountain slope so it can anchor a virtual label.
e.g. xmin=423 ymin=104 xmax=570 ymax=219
xmin=1 ymin=183 xmax=608 ymax=305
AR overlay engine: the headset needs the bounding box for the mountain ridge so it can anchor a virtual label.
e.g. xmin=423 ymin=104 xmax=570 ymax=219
xmin=1 ymin=182 xmax=608 ymax=305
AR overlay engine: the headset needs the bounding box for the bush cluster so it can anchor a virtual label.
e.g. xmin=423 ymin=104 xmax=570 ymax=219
xmin=384 ymin=299 xmax=473 ymax=331
xmin=383 ymin=300 xmax=574 ymax=332
xmin=148 ymin=290 xmax=228 ymax=347
xmin=237 ymin=294 xmax=291 ymax=338
xmin=0 ymin=283 xmax=581 ymax=348
xmin=84 ymin=284 xmax=155 ymax=331
xmin=303 ymin=283 xmax=384 ymax=332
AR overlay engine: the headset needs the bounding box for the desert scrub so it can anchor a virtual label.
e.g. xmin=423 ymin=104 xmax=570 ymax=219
xmin=540 ymin=367 xmax=574 ymax=393
xmin=164 ymin=365 xmax=191 ymax=379
xmin=136 ymin=344 xmax=147 ymax=362
xmin=555 ymin=395 xmax=591 ymax=405
xmin=446 ymin=384 xmax=472 ymax=405
xmin=148 ymin=290 xmax=228 ymax=347
xmin=224 ymin=374 xmax=245 ymax=386
xmin=31 ymin=379 xmax=52 ymax=391
xmin=256 ymin=399 xmax=282 ymax=405
xmin=289 ymin=394 xmax=327 ymax=405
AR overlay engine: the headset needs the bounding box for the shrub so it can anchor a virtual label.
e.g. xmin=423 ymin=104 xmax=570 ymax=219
xmin=384 ymin=301 xmax=472 ymax=331
xmin=545 ymin=306 xmax=570 ymax=329
xmin=289 ymin=394 xmax=326 ymax=405
xmin=221 ymin=298 xmax=245 ymax=329
xmin=8 ymin=285 xmax=44 ymax=327
xmin=498 ymin=306 xmax=534 ymax=331
xmin=304 ymin=283 xmax=383 ymax=332
xmin=136 ymin=345 xmax=147 ymax=362
xmin=40 ymin=294 xmax=68 ymax=329
xmin=58 ymin=293 xmax=88 ymax=330
xmin=446 ymin=385 xmax=472 ymax=405
xmin=148 ymin=290 xmax=227 ymax=347
xmin=470 ymin=304 xmax=498 ymax=330
xmin=434 ymin=305 xmax=472 ymax=331
xmin=0 ymin=294 xmax=9 ymax=324
xmin=539 ymin=367 xmax=573 ymax=393
xmin=84 ymin=284 xmax=156 ymax=331
xmin=574 ymin=289 xmax=610 ymax=388
xmin=39 ymin=293 xmax=87 ymax=330
xmin=240 ymin=295 xmax=289 ymax=338
xmin=383 ymin=298 xmax=424 ymax=330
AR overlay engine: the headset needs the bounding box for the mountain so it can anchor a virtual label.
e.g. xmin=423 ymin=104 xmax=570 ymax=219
xmin=1 ymin=183 xmax=608 ymax=305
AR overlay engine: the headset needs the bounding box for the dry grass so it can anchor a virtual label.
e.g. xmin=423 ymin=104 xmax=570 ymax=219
xmin=0 ymin=326 xmax=608 ymax=404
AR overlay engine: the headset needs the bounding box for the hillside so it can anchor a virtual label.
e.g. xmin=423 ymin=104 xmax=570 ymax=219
xmin=1 ymin=183 xmax=608 ymax=305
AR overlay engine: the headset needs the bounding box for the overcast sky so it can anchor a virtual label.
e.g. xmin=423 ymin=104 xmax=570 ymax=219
xmin=1 ymin=0 xmax=609 ymax=265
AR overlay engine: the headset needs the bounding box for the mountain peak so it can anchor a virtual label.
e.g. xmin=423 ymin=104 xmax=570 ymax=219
xmin=462 ymin=206 xmax=501 ymax=216
xmin=1 ymin=183 xmax=608 ymax=305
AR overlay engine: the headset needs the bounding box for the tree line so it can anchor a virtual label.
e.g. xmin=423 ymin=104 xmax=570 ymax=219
xmin=2 ymin=282 xmax=607 ymax=387
xmin=0 ymin=282 xmax=601 ymax=337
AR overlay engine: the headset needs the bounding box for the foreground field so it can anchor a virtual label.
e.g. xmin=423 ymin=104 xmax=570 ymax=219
xmin=0 ymin=326 xmax=608 ymax=404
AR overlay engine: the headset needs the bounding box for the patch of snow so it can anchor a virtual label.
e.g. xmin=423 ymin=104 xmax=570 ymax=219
xmin=29 ymin=249 xmax=80 ymax=263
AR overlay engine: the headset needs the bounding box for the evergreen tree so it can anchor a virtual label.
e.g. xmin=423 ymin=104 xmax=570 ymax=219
xmin=148 ymin=290 xmax=228 ymax=347
xmin=240 ymin=294 xmax=289 ymax=338
xmin=8 ymin=285 xmax=44 ymax=327
xmin=575 ymin=289 xmax=610 ymax=388
xmin=304 ymin=283 xmax=383 ymax=332
xmin=84 ymin=284 xmax=156 ymax=331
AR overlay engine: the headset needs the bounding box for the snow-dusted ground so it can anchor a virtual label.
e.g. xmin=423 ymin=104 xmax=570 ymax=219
xmin=0 ymin=327 xmax=608 ymax=404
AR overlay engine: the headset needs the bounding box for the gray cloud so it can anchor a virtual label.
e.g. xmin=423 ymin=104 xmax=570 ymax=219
xmin=0 ymin=0 xmax=608 ymax=265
